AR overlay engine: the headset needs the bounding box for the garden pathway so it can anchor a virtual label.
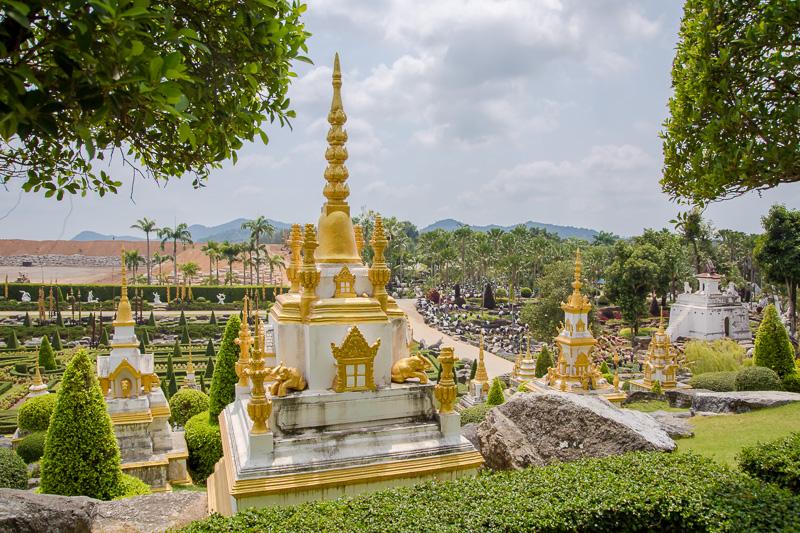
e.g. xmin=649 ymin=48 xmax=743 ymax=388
xmin=396 ymin=299 xmax=514 ymax=379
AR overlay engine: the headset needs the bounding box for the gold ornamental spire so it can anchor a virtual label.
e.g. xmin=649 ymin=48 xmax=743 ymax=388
xmin=474 ymin=333 xmax=489 ymax=384
xmin=354 ymin=225 xmax=365 ymax=259
xmin=316 ymin=53 xmax=361 ymax=264
xmin=235 ymin=296 xmax=253 ymax=387
xmin=299 ymin=224 xmax=321 ymax=320
xmin=114 ymin=248 xmax=134 ymax=326
xmin=435 ymin=347 xmax=457 ymax=414
xmin=561 ymin=249 xmax=591 ymax=314
xmin=32 ymin=359 xmax=44 ymax=387
xmin=246 ymin=310 xmax=272 ymax=434
xmin=286 ymin=224 xmax=304 ymax=293
xmin=369 ymin=214 xmax=390 ymax=311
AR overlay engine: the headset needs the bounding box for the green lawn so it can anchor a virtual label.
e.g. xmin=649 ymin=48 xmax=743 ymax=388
xmin=677 ymin=403 xmax=800 ymax=466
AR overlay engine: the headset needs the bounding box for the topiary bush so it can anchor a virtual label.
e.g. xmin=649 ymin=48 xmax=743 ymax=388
xmin=651 ymin=380 xmax=662 ymax=395
xmin=38 ymin=335 xmax=56 ymax=370
xmin=689 ymin=371 xmax=738 ymax=392
xmin=735 ymin=366 xmax=783 ymax=391
xmin=208 ymin=314 xmax=241 ymax=424
xmin=112 ymin=473 xmax=151 ymax=500
xmin=460 ymin=403 xmax=492 ymax=426
xmin=16 ymin=431 xmax=47 ymax=463
xmin=534 ymin=346 xmax=553 ymax=378
xmin=40 ymin=350 xmax=123 ymax=500
xmin=520 ymin=287 xmax=532 ymax=298
xmin=0 ymin=447 xmax=27 ymax=489
xmin=495 ymin=287 xmax=508 ymax=298
xmin=486 ymin=378 xmax=505 ymax=406
xmin=170 ymin=388 xmax=210 ymax=427
xmin=17 ymin=393 xmax=57 ymax=432
xmin=184 ymin=411 xmax=223 ymax=484
xmin=754 ymin=304 xmax=795 ymax=377
xmin=181 ymin=452 xmax=800 ymax=532
xmin=738 ymin=432 xmax=800 ymax=494
xmin=782 ymin=372 xmax=800 ymax=393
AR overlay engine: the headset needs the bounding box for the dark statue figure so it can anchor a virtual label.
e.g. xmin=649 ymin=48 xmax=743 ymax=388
xmin=454 ymin=283 xmax=466 ymax=307
xmin=482 ymin=283 xmax=496 ymax=310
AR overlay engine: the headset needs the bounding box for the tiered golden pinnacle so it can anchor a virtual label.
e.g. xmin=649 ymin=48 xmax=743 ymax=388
xmin=435 ymin=347 xmax=457 ymax=414
xmin=246 ymin=314 xmax=272 ymax=434
xmin=115 ymin=248 xmax=134 ymax=326
xmin=286 ymin=224 xmax=304 ymax=293
xmin=561 ymin=249 xmax=591 ymax=314
xmin=235 ymin=295 xmax=254 ymax=388
xmin=368 ymin=215 xmax=390 ymax=312
xmin=354 ymin=225 xmax=365 ymax=259
xmin=322 ymin=53 xmax=350 ymax=213
xmin=299 ymin=224 xmax=320 ymax=321
xmin=473 ymin=333 xmax=489 ymax=385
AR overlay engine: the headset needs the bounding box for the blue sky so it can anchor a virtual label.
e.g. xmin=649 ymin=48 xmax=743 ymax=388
xmin=1 ymin=0 xmax=798 ymax=240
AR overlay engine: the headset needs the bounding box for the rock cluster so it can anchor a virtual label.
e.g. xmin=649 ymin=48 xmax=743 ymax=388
xmin=666 ymin=389 xmax=800 ymax=414
xmin=0 ymin=255 xmax=121 ymax=267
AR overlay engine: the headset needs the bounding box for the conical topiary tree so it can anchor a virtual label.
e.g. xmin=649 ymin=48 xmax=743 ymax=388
xmin=181 ymin=324 xmax=190 ymax=345
xmin=535 ymin=345 xmax=553 ymax=378
xmin=205 ymin=357 xmax=215 ymax=381
xmin=7 ymin=330 xmax=18 ymax=350
xmin=205 ymin=339 xmax=215 ymax=358
xmin=147 ymin=311 xmax=156 ymax=327
xmin=142 ymin=328 xmax=151 ymax=346
xmin=469 ymin=359 xmax=477 ymax=380
xmin=38 ymin=335 xmax=56 ymax=370
xmin=754 ymin=304 xmax=795 ymax=377
xmin=599 ymin=360 xmax=610 ymax=374
xmin=209 ymin=310 xmax=217 ymax=325
xmin=651 ymin=379 xmax=663 ymax=395
xmin=208 ymin=314 xmax=241 ymax=424
xmin=56 ymin=310 xmax=64 ymax=328
xmin=199 ymin=374 xmax=206 ymax=393
xmin=24 ymin=312 xmax=31 ymax=327
xmin=40 ymin=350 xmax=123 ymax=499
xmin=486 ymin=377 xmax=505 ymax=406
xmin=173 ymin=339 xmax=182 ymax=358
xmin=179 ymin=310 xmax=187 ymax=326
xmin=166 ymin=348 xmax=178 ymax=398
xmin=52 ymin=330 xmax=63 ymax=351
xmin=138 ymin=337 xmax=146 ymax=353
xmin=99 ymin=327 xmax=109 ymax=347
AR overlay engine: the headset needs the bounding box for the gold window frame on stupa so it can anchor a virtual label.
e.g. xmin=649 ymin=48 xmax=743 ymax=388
xmin=331 ymin=325 xmax=380 ymax=392
xmin=105 ymin=358 xmax=141 ymax=398
xmin=333 ymin=266 xmax=356 ymax=298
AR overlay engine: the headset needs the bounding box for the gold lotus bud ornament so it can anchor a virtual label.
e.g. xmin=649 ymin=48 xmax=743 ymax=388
xmin=246 ymin=314 xmax=272 ymax=434
xmin=435 ymin=346 xmax=457 ymax=414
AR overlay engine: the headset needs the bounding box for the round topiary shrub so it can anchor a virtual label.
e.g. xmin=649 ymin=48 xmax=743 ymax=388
xmin=112 ymin=473 xmax=151 ymax=500
xmin=520 ymin=287 xmax=532 ymax=298
xmin=689 ymin=371 xmax=738 ymax=392
xmin=16 ymin=431 xmax=47 ymax=464
xmin=782 ymin=372 xmax=800 ymax=393
xmin=0 ymin=447 xmax=28 ymax=489
xmin=169 ymin=388 xmax=210 ymax=427
xmin=486 ymin=378 xmax=505 ymax=406
xmin=184 ymin=410 xmax=223 ymax=484
xmin=17 ymin=393 xmax=57 ymax=432
xmin=495 ymin=288 xmax=508 ymax=298
xmin=735 ymin=366 xmax=783 ymax=392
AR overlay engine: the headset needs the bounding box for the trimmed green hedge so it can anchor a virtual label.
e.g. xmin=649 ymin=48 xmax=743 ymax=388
xmin=689 ymin=371 xmax=738 ymax=392
xmin=169 ymin=389 xmax=210 ymax=427
xmin=16 ymin=431 xmax=46 ymax=463
xmin=739 ymin=432 xmax=800 ymax=494
xmin=181 ymin=452 xmax=800 ymax=532
xmin=184 ymin=411 xmax=222 ymax=484
xmin=112 ymin=473 xmax=151 ymax=500
xmin=17 ymin=393 xmax=56 ymax=432
xmin=6 ymin=283 xmax=282 ymax=304
xmin=735 ymin=366 xmax=783 ymax=391
xmin=0 ymin=447 xmax=27 ymax=489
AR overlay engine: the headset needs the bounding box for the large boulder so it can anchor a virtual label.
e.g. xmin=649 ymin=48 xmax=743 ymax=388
xmin=664 ymin=388 xmax=711 ymax=409
xmin=0 ymin=489 xmax=97 ymax=533
xmin=690 ymin=391 xmax=800 ymax=414
xmin=647 ymin=410 xmax=694 ymax=438
xmin=475 ymin=392 xmax=674 ymax=470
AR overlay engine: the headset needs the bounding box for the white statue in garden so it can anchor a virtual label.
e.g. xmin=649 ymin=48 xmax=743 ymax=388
xmin=20 ymin=291 xmax=31 ymax=302
xmin=87 ymin=290 xmax=99 ymax=303
xmin=683 ymin=282 xmax=692 ymax=294
xmin=152 ymin=292 xmax=162 ymax=305
xmin=217 ymin=293 xmax=226 ymax=305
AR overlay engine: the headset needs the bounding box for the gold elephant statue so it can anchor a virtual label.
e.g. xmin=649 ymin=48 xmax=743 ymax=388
xmin=391 ymin=353 xmax=432 ymax=384
xmin=269 ymin=362 xmax=307 ymax=397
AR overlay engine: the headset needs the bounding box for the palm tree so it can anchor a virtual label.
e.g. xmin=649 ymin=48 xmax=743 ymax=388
xmin=130 ymin=218 xmax=158 ymax=284
xmin=201 ymin=241 xmax=219 ymax=284
xmin=266 ymin=253 xmax=286 ymax=284
xmin=241 ymin=216 xmax=275 ymax=285
xmin=179 ymin=262 xmax=200 ymax=286
xmin=220 ymin=241 xmax=240 ymax=286
xmin=152 ymin=252 xmax=169 ymax=283
xmin=124 ymin=250 xmax=144 ymax=282
xmin=158 ymin=223 xmax=193 ymax=283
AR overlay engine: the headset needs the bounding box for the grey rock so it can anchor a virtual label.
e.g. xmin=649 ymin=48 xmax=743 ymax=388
xmin=461 ymin=423 xmax=480 ymax=449
xmin=622 ymin=391 xmax=663 ymax=405
xmin=475 ymin=392 xmax=674 ymax=470
xmin=664 ymin=388 xmax=711 ymax=409
xmin=691 ymin=390 xmax=800 ymax=414
xmin=645 ymin=410 xmax=694 ymax=438
xmin=0 ymin=488 xmax=98 ymax=533
xmin=91 ymin=491 xmax=207 ymax=533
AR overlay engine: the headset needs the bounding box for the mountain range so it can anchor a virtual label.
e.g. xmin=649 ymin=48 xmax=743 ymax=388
xmin=73 ymin=218 xmax=599 ymax=243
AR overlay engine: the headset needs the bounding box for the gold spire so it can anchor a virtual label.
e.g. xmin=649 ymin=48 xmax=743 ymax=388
xmin=286 ymin=224 xmax=304 ymax=293
xmin=354 ymin=225 xmax=365 ymax=260
xmin=316 ymin=53 xmax=360 ymax=264
xmin=561 ymin=249 xmax=591 ymax=314
xmin=474 ymin=333 xmax=489 ymax=384
xmin=32 ymin=359 xmax=44 ymax=387
xmin=299 ymin=224 xmax=321 ymax=320
xmin=235 ymin=296 xmax=253 ymax=388
xmin=246 ymin=311 xmax=272 ymax=434
xmin=369 ymin=214 xmax=391 ymax=311
xmin=435 ymin=347 xmax=457 ymax=414
xmin=186 ymin=341 xmax=194 ymax=375
xmin=114 ymin=248 xmax=135 ymax=326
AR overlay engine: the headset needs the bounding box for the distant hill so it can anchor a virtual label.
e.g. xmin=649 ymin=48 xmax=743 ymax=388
xmin=421 ymin=218 xmax=600 ymax=241
xmin=72 ymin=231 xmax=143 ymax=241
xmin=73 ymin=219 xmax=293 ymax=244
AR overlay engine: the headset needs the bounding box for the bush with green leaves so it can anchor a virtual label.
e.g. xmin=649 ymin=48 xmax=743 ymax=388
xmin=170 ymin=388 xmax=210 ymax=427
xmin=99 ymin=327 xmax=110 ymax=346
xmin=735 ymin=366 xmax=783 ymax=392
xmin=6 ymin=330 xmax=19 ymax=349
xmin=0 ymin=447 xmax=27 ymax=489
xmin=208 ymin=314 xmax=241 ymax=423
xmin=112 ymin=473 xmax=151 ymax=500
xmin=534 ymin=346 xmax=553 ymax=378
xmin=495 ymin=288 xmax=508 ymax=298
xmin=38 ymin=335 xmax=56 ymax=370
xmin=52 ymin=330 xmax=63 ymax=350
xmin=460 ymin=403 xmax=492 ymax=426
xmin=689 ymin=371 xmax=738 ymax=392
xmin=754 ymin=304 xmax=795 ymax=377
xmin=17 ymin=393 xmax=57 ymax=432
xmin=782 ymin=372 xmax=800 ymax=393
xmin=16 ymin=431 xmax=47 ymax=463
xmin=205 ymin=339 xmax=216 ymax=358
xmin=40 ymin=350 xmax=123 ymax=500
xmin=520 ymin=287 xmax=532 ymax=298
xmin=184 ymin=411 xmax=223 ymax=484
xmin=738 ymin=432 xmax=800 ymax=494
xmin=651 ymin=380 xmax=662 ymax=395
xmin=180 ymin=452 xmax=800 ymax=532
xmin=147 ymin=311 xmax=156 ymax=326
xmin=685 ymin=339 xmax=745 ymax=375
xmin=486 ymin=378 xmax=505 ymax=406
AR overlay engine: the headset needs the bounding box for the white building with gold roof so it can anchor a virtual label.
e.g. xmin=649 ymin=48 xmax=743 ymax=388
xmin=207 ymin=54 xmax=482 ymax=515
xmin=96 ymin=251 xmax=190 ymax=491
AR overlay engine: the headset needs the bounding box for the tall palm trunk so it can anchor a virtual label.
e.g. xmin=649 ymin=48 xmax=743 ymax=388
xmin=172 ymin=239 xmax=178 ymax=281
xmin=208 ymin=256 xmax=213 ymax=284
xmin=255 ymin=239 xmax=261 ymax=285
xmin=145 ymin=234 xmax=152 ymax=284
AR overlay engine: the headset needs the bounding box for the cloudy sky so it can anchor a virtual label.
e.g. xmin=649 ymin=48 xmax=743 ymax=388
xmin=2 ymin=0 xmax=799 ymax=240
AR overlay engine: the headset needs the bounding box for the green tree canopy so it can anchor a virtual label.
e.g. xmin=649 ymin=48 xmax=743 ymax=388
xmin=661 ymin=0 xmax=799 ymax=203
xmin=605 ymin=241 xmax=660 ymax=337
xmin=754 ymin=304 xmax=795 ymax=377
xmin=755 ymin=205 xmax=800 ymax=336
xmin=0 ymin=0 xmax=310 ymax=198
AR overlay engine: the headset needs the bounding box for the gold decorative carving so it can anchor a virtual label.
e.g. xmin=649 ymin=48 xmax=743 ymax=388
xmin=473 ymin=333 xmax=489 ymax=385
xmin=235 ymin=295 xmax=253 ymax=388
xmin=299 ymin=224 xmax=320 ymax=321
xmin=268 ymin=362 xmax=307 ymax=397
xmin=391 ymin=353 xmax=431 ymax=384
xmin=331 ymin=325 xmax=380 ymax=392
xmin=286 ymin=224 xmax=303 ymax=293
xmin=245 ymin=314 xmax=272 ymax=434
xmin=369 ymin=214 xmax=390 ymax=311
xmin=333 ymin=266 xmax=356 ymax=298
xmin=561 ymin=249 xmax=592 ymax=314
xmin=434 ymin=346 xmax=457 ymax=414
xmin=354 ymin=225 xmax=365 ymax=259
xmin=114 ymin=247 xmax=135 ymax=326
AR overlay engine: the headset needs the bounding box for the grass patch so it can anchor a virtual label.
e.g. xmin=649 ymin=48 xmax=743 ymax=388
xmin=677 ymin=403 xmax=800 ymax=466
xmin=173 ymin=483 xmax=207 ymax=492
xmin=624 ymin=400 xmax=687 ymax=413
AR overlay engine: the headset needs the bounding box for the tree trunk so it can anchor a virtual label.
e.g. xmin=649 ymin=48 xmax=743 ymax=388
xmin=209 ymin=257 xmax=213 ymax=284
xmin=146 ymin=234 xmax=152 ymax=285
xmin=255 ymin=239 xmax=261 ymax=285
xmin=788 ymin=279 xmax=797 ymax=338
xmin=172 ymin=239 xmax=178 ymax=282
xmin=692 ymin=241 xmax=700 ymax=273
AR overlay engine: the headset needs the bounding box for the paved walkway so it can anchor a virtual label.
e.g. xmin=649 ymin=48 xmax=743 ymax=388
xmin=397 ymin=299 xmax=513 ymax=379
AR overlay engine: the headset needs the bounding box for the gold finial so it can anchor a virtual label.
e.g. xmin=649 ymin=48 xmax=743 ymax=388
xmin=572 ymin=248 xmax=582 ymax=291
xmin=354 ymin=225 xmax=365 ymax=259
xmin=246 ymin=310 xmax=272 ymax=434
xmin=287 ymin=224 xmax=304 ymax=293
xmin=186 ymin=340 xmax=194 ymax=374
xmin=561 ymin=248 xmax=591 ymax=314
xmin=235 ymin=296 xmax=254 ymax=388
xmin=32 ymin=359 xmax=44 ymax=387
xmin=369 ymin=214 xmax=391 ymax=311
xmin=474 ymin=332 xmax=489 ymax=384
xmin=435 ymin=346 xmax=457 ymax=414
xmin=114 ymin=247 xmax=134 ymax=326
xmin=658 ymin=305 xmax=666 ymax=333
xmin=299 ymin=224 xmax=320 ymax=320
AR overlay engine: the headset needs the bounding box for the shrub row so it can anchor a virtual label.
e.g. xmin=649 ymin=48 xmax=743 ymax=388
xmin=5 ymin=283 xmax=282 ymax=304
xmin=181 ymin=452 xmax=800 ymax=532
xmin=690 ymin=366 xmax=786 ymax=392
xmin=738 ymin=432 xmax=800 ymax=494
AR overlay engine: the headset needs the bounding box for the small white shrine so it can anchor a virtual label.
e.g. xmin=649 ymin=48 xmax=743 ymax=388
xmin=207 ymin=55 xmax=481 ymax=515
xmin=667 ymin=271 xmax=750 ymax=341
xmin=96 ymin=252 xmax=190 ymax=491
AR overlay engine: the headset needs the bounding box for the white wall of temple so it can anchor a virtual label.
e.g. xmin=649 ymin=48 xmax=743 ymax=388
xmin=315 ymin=263 xmax=373 ymax=299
